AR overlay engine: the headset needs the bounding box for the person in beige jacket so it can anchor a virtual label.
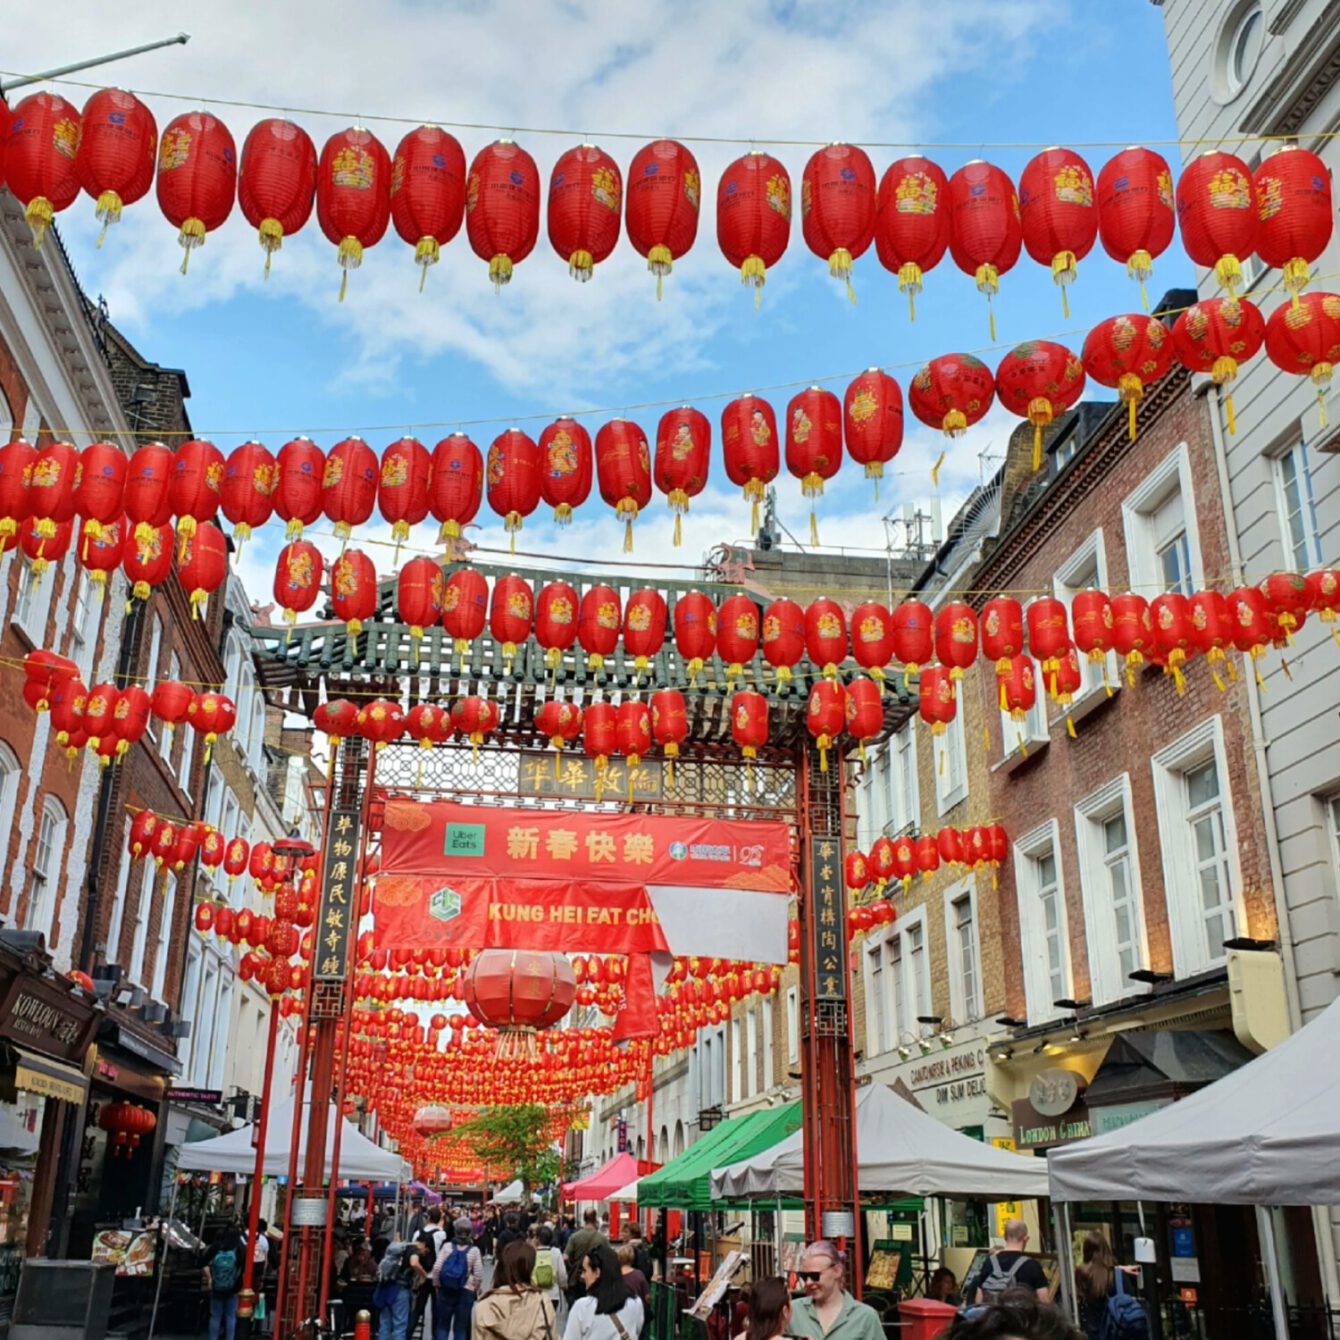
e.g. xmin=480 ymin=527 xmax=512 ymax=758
xmin=473 ymin=1241 xmax=557 ymax=1340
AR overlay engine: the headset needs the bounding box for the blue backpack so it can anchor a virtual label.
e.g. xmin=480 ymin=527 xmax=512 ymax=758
xmin=440 ymin=1243 xmax=470 ymax=1290
xmin=210 ymin=1247 xmax=240 ymax=1294
xmin=1100 ymin=1270 xmax=1149 ymax=1340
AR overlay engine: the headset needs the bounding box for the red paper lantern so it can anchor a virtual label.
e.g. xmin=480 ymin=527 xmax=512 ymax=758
xmin=151 ymin=680 xmax=195 ymax=731
xmin=155 ymin=112 xmax=237 ymax=272
xmin=321 ymin=436 xmax=378 ymax=541
xmin=274 ymin=437 xmax=325 ymax=540
xmin=760 ymin=598 xmax=806 ymax=691
xmin=376 ymin=436 xmax=432 ymax=549
xmin=731 ymin=690 xmax=769 ymax=776
xmin=889 ymin=836 xmax=918 ymax=891
xmin=843 ymin=369 xmax=903 ymax=496
xmin=76 ymin=89 xmax=156 ymax=244
xmin=582 ymin=701 xmax=617 ymax=791
xmin=866 ymin=836 xmax=896 ymax=890
xmin=463 ymin=950 xmax=576 ymax=1053
xmin=0 ymin=438 xmax=37 ymax=541
xmin=844 ymin=850 xmax=870 ymax=894
xmin=274 ymin=540 xmax=325 ymax=627
xmin=1018 ymin=147 xmax=1097 ymax=316
xmin=1176 ymin=150 xmax=1258 ymax=295
xmin=50 ymin=677 xmax=88 ymax=759
xmin=1254 ymin=145 xmax=1333 ymax=302
xmin=1110 ymin=593 xmax=1153 ymax=686
xmin=548 ymin=143 xmax=622 ymax=282
xmin=239 ymin=117 xmax=318 ymax=274
xmin=536 ymin=700 xmax=583 ymax=771
xmin=579 ymin=583 xmax=623 ymax=674
xmin=1189 ymin=590 xmax=1236 ymax=690
xmin=596 ymin=420 xmax=652 ymax=552
xmin=716 ymin=594 xmax=760 ymax=681
xmin=317 ymin=127 xmax=392 ymax=300
xmin=844 ymin=677 xmax=883 ymax=761
xmin=850 ymin=602 xmax=895 ymax=691
xmin=806 ymin=680 xmax=846 ymax=773
xmin=934 ymin=602 xmax=979 ymax=683
xmin=1096 ymin=146 xmax=1175 ymax=308
xmin=1000 ymin=655 xmax=1038 ymax=747
xmin=918 ymin=664 xmax=956 ymax=738
xmin=672 ymin=590 xmax=716 ymax=683
xmin=443 ymin=567 xmax=489 ymax=666
xmin=996 ymin=340 xmax=1087 ymax=470
xmin=357 ymin=698 xmax=406 ymax=752
xmin=74 ymin=441 xmax=128 ymax=532
xmin=948 ymin=160 xmax=1022 ymax=339
xmin=113 ymin=684 xmax=152 ymax=758
xmin=79 ymin=515 xmax=126 ymax=588
xmin=908 ymin=354 xmax=996 ymax=440
xmin=892 ymin=600 xmax=934 ymax=682
xmin=390 ymin=126 xmax=466 ymax=288
xmin=623 ymin=588 xmax=668 ymax=675
xmin=1150 ymin=592 xmax=1196 ymax=693
xmin=329 ymin=548 xmax=378 ymax=649
xmin=875 ymin=155 xmax=951 ymax=318
xmin=393 ymin=555 xmax=444 ymax=648
xmin=1171 ymin=297 xmax=1265 ymax=435
xmin=1025 ymin=596 xmax=1071 ymax=696
xmin=122 ymin=522 xmax=174 ymax=606
xmin=1260 ymin=570 xmax=1310 ymax=644
xmin=489 ymin=573 xmax=534 ymax=673
xmin=83 ymin=682 xmax=120 ymax=757
xmin=805 ymin=598 xmax=848 ymax=679
xmin=650 ymin=689 xmax=688 ymax=771
xmin=616 ymin=700 xmax=652 ymax=775
xmin=1264 ymin=292 xmax=1340 ymax=424
xmin=1306 ymin=569 xmax=1340 ymax=634
xmin=534 ymin=416 xmax=593 ymax=528
xmin=626 ymin=139 xmax=701 ymax=297
xmin=721 ymin=394 xmax=779 ymax=532
xmin=430 ymin=433 xmax=484 ymax=543
xmin=717 ymin=151 xmax=791 ymax=303
xmin=786 ymin=387 xmax=842 ymax=547
xmin=801 ymin=142 xmax=876 ymax=298
xmin=129 ymin=810 xmax=160 ymax=860
xmin=6 ymin=92 xmax=82 ymax=245
xmin=1226 ymin=586 xmax=1274 ymax=681
xmin=30 ymin=440 xmax=80 ymax=534
xmin=168 ymin=437 xmax=225 ymax=555
xmin=221 ymin=441 xmax=276 ymax=543
xmin=936 ymin=827 xmax=963 ymax=867
xmin=314 ymin=699 xmax=360 ymax=751
xmin=982 ymin=596 xmax=1025 ymax=708
xmin=654 ymin=405 xmax=710 ymax=546
xmin=466 ymin=140 xmax=541 ymax=289
xmin=535 ymin=581 xmax=579 ymax=672
xmin=177 ymin=522 xmax=227 ymax=617
xmin=1082 ymin=314 xmax=1176 ymax=440
xmin=487 ymin=428 xmax=542 ymax=550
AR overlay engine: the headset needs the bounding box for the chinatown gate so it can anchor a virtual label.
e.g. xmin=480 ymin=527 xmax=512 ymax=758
xmin=251 ymin=557 xmax=905 ymax=1332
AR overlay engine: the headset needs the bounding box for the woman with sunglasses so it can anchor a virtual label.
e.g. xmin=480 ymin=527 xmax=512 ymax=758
xmin=787 ymin=1242 xmax=883 ymax=1340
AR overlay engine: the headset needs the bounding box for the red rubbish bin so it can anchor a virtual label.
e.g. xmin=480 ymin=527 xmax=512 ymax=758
xmin=897 ymin=1297 xmax=960 ymax=1340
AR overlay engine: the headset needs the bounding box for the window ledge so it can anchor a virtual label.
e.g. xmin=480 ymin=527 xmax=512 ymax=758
xmin=992 ymin=737 xmax=1049 ymax=776
xmin=935 ymin=783 xmax=969 ymax=816
xmin=1049 ymin=680 xmax=1120 ymax=734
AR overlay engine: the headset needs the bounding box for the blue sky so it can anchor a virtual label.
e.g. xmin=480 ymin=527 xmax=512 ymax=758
xmin=9 ymin=1 xmax=1185 ymax=605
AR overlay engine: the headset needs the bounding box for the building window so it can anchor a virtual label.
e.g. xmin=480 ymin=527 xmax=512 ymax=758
xmin=761 ymin=1001 xmax=773 ymax=1090
xmin=858 ymin=721 xmax=919 ymax=846
xmin=192 ymin=959 xmax=218 ymax=1087
xmin=0 ymin=746 xmax=21 ymax=887
xmin=1123 ymin=445 xmax=1204 ymax=599
xmin=1274 ymin=441 xmax=1323 ymax=571
xmin=1222 ymin=2 xmax=1264 ymax=96
xmin=104 ymin=824 xmax=135 ymax=969
xmin=934 ymin=709 xmax=969 ymax=814
xmin=863 ymin=930 xmax=903 ymax=1056
xmin=1074 ymin=775 xmax=1149 ymax=1005
xmin=69 ymin=572 xmax=97 ymax=681
xmin=905 ymin=915 xmax=929 ymax=1026
xmin=946 ymin=886 xmax=982 ymax=1024
xmin=786 ymin=986 xmax=800 ymax=1067
xmin=128 ymin=859 xmax=156 ymax=986
xmin=744 ymin=1008 xmax=758 ymax=1099
xmin=1054 ymin=530 xmax=1118 ymax=706
xmin=1013 ymin=821 xmax=1072 ymax=1023
xmin=13 ymin=560 xmax=55 ymax=647
xmin=24 ymin=797 xmax=66 ymax=937
xmin=178 ymin=717 xmax=195 ymax=799
xmin=1151 ymin=717 xmax=1244 ymax=976
xmin=151 ymin=871 xmax=176 ymax=1003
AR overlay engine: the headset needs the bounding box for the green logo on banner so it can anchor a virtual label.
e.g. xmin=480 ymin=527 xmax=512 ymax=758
xmin=444 ymin=824 xmax=485 ymax=857
xmin=429 ymin=885 xmax=463 ymax=923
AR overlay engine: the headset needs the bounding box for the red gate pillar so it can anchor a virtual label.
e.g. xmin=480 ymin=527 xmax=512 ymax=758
xmin=797 ymin=746 xmax=863 ymax=1292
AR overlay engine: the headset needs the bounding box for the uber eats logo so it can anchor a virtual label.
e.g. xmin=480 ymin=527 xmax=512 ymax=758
xmin=444 ymin=823 xmax=485 ymax=856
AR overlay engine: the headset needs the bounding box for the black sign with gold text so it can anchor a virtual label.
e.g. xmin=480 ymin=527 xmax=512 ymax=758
xmin=315 ymin=805 xmax=361 ymax=981
xmin=809 ymin=837 xmax=847 ymax=1001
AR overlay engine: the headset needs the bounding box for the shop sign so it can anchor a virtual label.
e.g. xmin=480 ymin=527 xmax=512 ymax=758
xmin=1028 ymin=1067 xmax=1083 ymax=1117
xmin=809 ymin=837 xmax=847 ymax=1001
xmin=315 ymin=802 xmax=362 ymax=981
xmin=1012 ymin=1096 xmax=1091 ymax=1150
xmin=166 ymin=1087 xmax=223 ymax=1106
xmin=907 ymin=1042 xmax=989 ymax=1121
xmin=0 ymin=973 xmax=96 ymax=1063
xmin=518 ymin=751 xmax=663 ymax=801
xmin=1091 ymin=1099 xmax=1169 ymax=1137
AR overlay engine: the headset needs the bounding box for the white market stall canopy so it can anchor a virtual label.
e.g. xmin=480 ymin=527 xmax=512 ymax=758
xmin=490 ymin=1179 xmax=526 ymax=1205
xmin=175 ymin=1094 xmax=408 ymax=1182
xmin=1048 ymin=996 xmax=1340 ymax=1205
xmin=712 ymin=1081 xmax=1049 ymax=1202
xmin=609 ymin=1179 xmax=640 ymax=1202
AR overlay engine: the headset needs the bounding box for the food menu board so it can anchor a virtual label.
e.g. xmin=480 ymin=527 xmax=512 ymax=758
xmin=92 ymin=1227 xmax=159 ymax=1276
xmin=688 ymin=1250 xmax=746 ymax=1319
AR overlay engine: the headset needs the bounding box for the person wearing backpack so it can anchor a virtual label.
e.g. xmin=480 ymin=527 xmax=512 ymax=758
xmin=432 ymin=1218 xmax=484 ymax=1340
xmin=474 ymin=1240 xmax=557 ymax=1340
xmin=1074 ymin=1233 xmax=1147 ymax=1340
xmin=375 ymin=1237 xmax=416 ymax=1340
xmin=202 ymin=1222 xmax=247 ymax=1340
xmin=969 ymin=1221 xmax=1051 ymax=1306
xmin=535 ymin=1225 xmax=569 ymax=1328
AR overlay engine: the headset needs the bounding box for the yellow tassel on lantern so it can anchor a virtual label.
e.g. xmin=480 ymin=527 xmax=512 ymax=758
xmin=647 ymin=244 xmax=673 ymax=301
xmin=898 ymin=261 xmax=922 ymax=321
xmin=931 ymin=451 xmax=945 ymax=489
xmin=505 ymin=510 xmax=522 ymax=554
xmin=178 ymin=217 xmax=207 ymax=275
xmin=1125 ymin=650 xmax=1143 ymax=689
xmin=1028 ymin=398 xmax=1053 ymax=472
xmin=1212 ymin=357 xmax=1240 ymax=434
xmin=1214 ymin=253 xmax=1243 ymax=296
xmin=1050 ymin=250 xmax=1077 ymax=318
xmin=25 ymin=197 xmax=54 ymax=249
xmin=974 ymin=263 xmax=999 ymax=342
xmin=94 ymin=190 xmax=124 ymax=248
xmin=668 ymin=489 xmax=689 ymax=548
xmin=259 ymin=218 xmax=284 ymax=278
xmin=828 ymin=248 xmax=856 ymax=304
xmin=489 ymin=253 xmax=514 ymax=290
xmin=618 ymin=500 xmax=638 ymax=554
xmin=1283 ymin=256 xmax=1310 ymax=308
xmin=568 ymin=249 xmax=595 ymax=282
xmin=744 ymin=478 xmax=765 ymax=535
xmin=1126 ymin=249 xmax=1153 ymax=312
xmin=740 ymin=255 xmax=767 ymax=308
xmin=416 ymin=236 xmax=440 ymax=291
xmin=337 ymin=235 xmax=364 ymax=302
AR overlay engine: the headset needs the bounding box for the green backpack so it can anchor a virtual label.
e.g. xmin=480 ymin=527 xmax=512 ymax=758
xmin=533 ymin=1251 xmax=555 ymax=1290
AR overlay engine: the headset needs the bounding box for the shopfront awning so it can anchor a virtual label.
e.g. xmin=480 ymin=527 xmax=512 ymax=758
xmin=12 ymin=1048 xmax=88 ymax=1105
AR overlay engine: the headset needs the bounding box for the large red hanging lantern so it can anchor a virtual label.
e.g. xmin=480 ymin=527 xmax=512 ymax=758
xmin=314 ymin=699 xmax=360 ymax=754
xmin=0 ymin=438 xmax=37 ymax=542
xmin=6 ymin=92 xmax=82 ymax=246
xmin=948 ymin=160 xmax=1022 ymax=340
xmin=806 ymin=680 xmax=846 ymax=773
xmin=786 ymin=386 xmax=842 ymax=547
xmin=357 ymin=698 xmax=406 ymax=752
xmin=330 ymin=548 xmax=377 ymax=651
xmin=717 ymin=151 xmax=791 ymax=304
xmin=168 ymin=437 xmax=225 ymax=555
xmin=406 ymin=703 xmax=453 ymax=762
xmin=1110 ymin=592 xmax=1153 ymax=686
xmin=1260 ymin=571 xmax=1310 ymax=645
xmin=996 ymin=340 xmax=1087 ymax=471
xmin=238 ymin=118 xmax=318 ymax=275
xmin=1150 ymin=592 xmax=1196 ymax=694
xmin=1000 ymin=655 xmax=1038 ymax=751
xmin=909 ymin=354 xmax=996 ymax=445
xmin=463 ymin=950 xmax=576 ymax=1058
xmin=1189 ymin=590 xmax=1236 ymax=691
xmin=321 ymin=436 xmax=378 ymax=541
xmin=430 ymin=433 xmax=483 ymax=544
xmin=466 ymin=140 xmax=541 ymax=289
xmin=29 ymin=441 xmax=80 ymax=542
xmin=74 ymin=440 xmax=127 ymax=536
xmin=1226 ymin=586 xmax=1274 ymax=685
xmin=844 ymin=677 xmax=883 ymax=762
xmin=536 ymin=700 xmax=583 ymax=775
xmin=844 ymin=850 xmax=870 ymax=896
xmin=1254 ymin=145 xmax=1332 ymax=304
xmin=892 ymin=599 xmax=934 ymax=684
xmin=50 ymin=677 xmax=88 ymax=760
xmin=843 ymin=369 xmax=903 ymax=498
xmin=76 ymin=89 xmax=156 ymax=245
xmin=1018 ymin=147 xmax=1097 ymax=317
xmin=155 ymin=111 xmax=237 ymax=273
xmin=721 ymin=394 xmax=779 ymax=533
xmin=1306 ymin=569 xmax=1340 ymax=640
xmin=716 ymin=594 xmax=760 ymax=682
xmin=378 ymin=436 xmax=432 ymax=550
xmin=535 ymin=581 xmax=579 ymax=673
xmin=1171 ymin=298 xmax=1265 ymax=435
xmin=122 ymin=441 xmax=175 ymax=553
xmin=616 ymin=699 xmax=652 ymax=777
xmin=1026 ymin=596 xmax=1071 ymax=698
xmin=672 ymin=590 xmax=716 ymax=683
xmin=187 ymin=692 xmax=237 ymax=764
xmin=317 ymin=127 xmax=392 ymax=301
xmin=486 ymin=428 xmax=542 ymax=551
xmin=579 ymin=584 xmax=623 ymax=674
xmin=390 ymin=126 xmax=466 ymax=289
xmin=443 ymin=567 xmax=489 ymax=668
xmin=150 ymin=679 xmax=194 ymax=733
xmin=397 ymin=555 xmax=445 ymax=648
xmin=654 ymin=406 xmax=710 ymax=546
xmin=1176 ymin=150 xmax=1258 ymax=296
xmin=79 ymin=515 xmax=126 ymax=591
xmin=650 ymin=688 xmax=689 ymax=779
xmin=489 ymin=573 xmax=534 ymax=674
xmin=623 ymin=588 xmax=668 ymax=676
xmin=548 ymin=143 xmax=622 ymax=282
xmin=412 ymin=1104 xmax=454 ymax=1139
xmin=625 ymin=139 xmax=700 ymax=298
xmin=1082 ymin=314 xmax=1175 ymax=440
xmin=221 ymin=440 xmax=276 ymax=544
xmin=1264 ymin=292 xmax=1340 ymax=427
xmin=273 ymin=540 xmax=324 ymax=628
xmin=805 ymin=598 xmax=848 ymax=679
xmin=274 ymin=437 xmax=326 ymax=539
xmin=122 ymin=522 xmax=174 ymax=607
xmin=850 ymin=602 xmax=895 ymax=691
xmin=177 ymin=522 xmax=227 ymax=618
xmin=537 ymin=416 xmax=593 ymax=527
xmin=582 ymin=701 xmax=617 ymax=796
xmin=935 ymin=602 xmax=979 ymax=686
xmin=875 ymin=155 xmax=950 ymax=319
xmin=731 ymin=690 xmax=769 ymax=777
xmin=801 ymin=143 xmax=876 ymax=300
xmin=982 ymin=596 xmax=1025 ymax=709
xmin=596 ymin=420 xmax=652 ymax=553
xmin=1096 ymin=147 xmax=1175 ymax=310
